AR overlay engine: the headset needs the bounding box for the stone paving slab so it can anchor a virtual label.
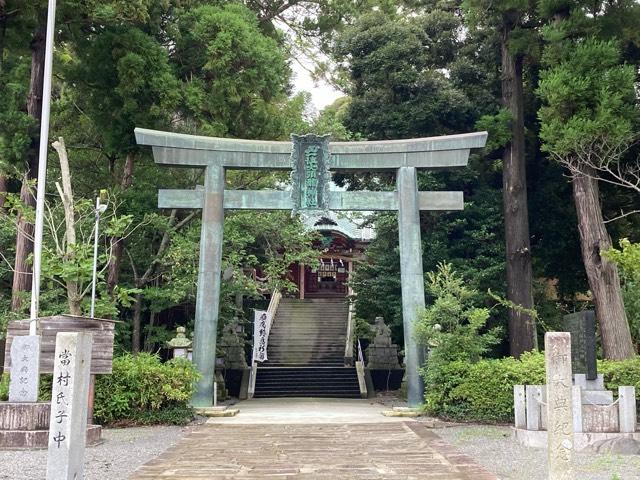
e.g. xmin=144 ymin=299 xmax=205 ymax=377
xmin=130 ymin=422 xmax=498 ymax=479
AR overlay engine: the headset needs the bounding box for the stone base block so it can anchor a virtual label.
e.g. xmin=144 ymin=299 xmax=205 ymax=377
xmin=512 ymin=427 xmax=640 ymax=451
xmin=582 ymin=389 xmax=613 ymax=405
xmin=223 ymin=368 xmax=250 ymax=400
xmin=0 ymin=425 xmax=102 ymax=450
xmin=369 ymin=368 xmax=404 ymax=392
xmin=382 ymin=407 xmax=425 ymax=418
xmin=196 ymin=407 xmax=239 ymax=418
xmin=574 ymin=373 xmax=604 ymax=391
xmin=0 ymin=402 xmax=50 ymax=430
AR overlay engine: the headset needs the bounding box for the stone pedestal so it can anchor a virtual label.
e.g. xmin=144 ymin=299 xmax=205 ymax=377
xmin=366 ymin=346 xmax=401 ymax=369
xmin=0 ymin=402 xmax=101 ymax=449
xmin=366 ymin=317 xmax=401 ymax=370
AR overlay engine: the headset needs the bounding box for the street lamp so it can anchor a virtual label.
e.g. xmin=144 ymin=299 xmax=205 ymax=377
xmin=90 ymin=191 xmax=108 ymax=318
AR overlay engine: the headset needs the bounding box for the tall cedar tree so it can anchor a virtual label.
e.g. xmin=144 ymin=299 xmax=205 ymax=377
xmin=464 ymin=0 xmax=538 ymax=356
xmin=538 ymin=0 xmax=640 ymax=359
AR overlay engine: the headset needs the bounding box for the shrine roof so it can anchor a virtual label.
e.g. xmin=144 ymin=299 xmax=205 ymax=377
xmin=302 ymin=211 xmax=375 ymax=241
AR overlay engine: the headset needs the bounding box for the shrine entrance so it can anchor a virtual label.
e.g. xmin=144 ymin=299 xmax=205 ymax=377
xmin=305 ymin=259 xmax=348 ymax=297
xmin=136 ymin=128 xmax=487 ymax=407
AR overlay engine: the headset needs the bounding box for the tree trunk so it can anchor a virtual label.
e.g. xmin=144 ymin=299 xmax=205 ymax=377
xmin=107 ymin=152 xmax=134 ymax=295
xmin=144 ymin=311 xmax=156 ymax=352
xmin=501 ymin=26 xmax=537 ymax=357
xmin=11 ymin=18 xmax=46 ymax=312
xmin=132 ymin=292 xmax=142 ymax=353
xmin=572 ymin=168 xmax=635 ymax=359
xmin=53 ymin=137 xmax=81 ymax=316
xmin=0 ymin=175 xmax=7 ymax=210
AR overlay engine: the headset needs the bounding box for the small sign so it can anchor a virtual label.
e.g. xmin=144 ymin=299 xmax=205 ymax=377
xmin=252 ymin=310 xmax=271 ymax=363
xmin=290 ymin=134 xmax=331 ymax=213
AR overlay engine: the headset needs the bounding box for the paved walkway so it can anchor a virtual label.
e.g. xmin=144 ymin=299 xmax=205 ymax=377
xmin=131 ymin=399 xmax=499 ymax=479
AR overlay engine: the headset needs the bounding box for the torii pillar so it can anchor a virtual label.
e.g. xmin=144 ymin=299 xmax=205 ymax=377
xmin=135 ymin=128 xmax=487 ymax=407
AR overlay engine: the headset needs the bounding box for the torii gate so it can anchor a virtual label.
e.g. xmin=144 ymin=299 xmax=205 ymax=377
xmin=135 ymin=128 xmax=487 ymax=407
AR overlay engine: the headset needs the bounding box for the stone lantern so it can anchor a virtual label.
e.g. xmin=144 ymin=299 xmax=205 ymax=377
xmin=167 ymin=326 xmax=192 ymax=359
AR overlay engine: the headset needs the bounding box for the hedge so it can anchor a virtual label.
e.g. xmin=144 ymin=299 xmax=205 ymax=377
xmin=94 ymin=353 xmax=199 ymax=425
xmin=423 ymin=352 xmax=640 ymax=423
xmin=1 ymin=353 xmax=200 ymax=426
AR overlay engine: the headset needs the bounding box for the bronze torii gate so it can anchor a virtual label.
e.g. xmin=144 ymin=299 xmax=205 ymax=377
xmin=135 ymin=128 xmax=487 ymax=407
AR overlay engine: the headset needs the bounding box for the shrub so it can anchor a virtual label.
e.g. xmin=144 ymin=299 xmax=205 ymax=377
xmin=599 ymin=358 xmax=640 ymax=395
xmin=94 ymin=353 xmax=199 ymax=425
xmin=0 ymin=373 xmax=8 ymax=401
xmin=423 ymin=352 xmax=640 ymax=422
xmin=423 ymin=351 xmax=546 ymax=422
xmin=416 ymin=262 xmax=501 ymax=363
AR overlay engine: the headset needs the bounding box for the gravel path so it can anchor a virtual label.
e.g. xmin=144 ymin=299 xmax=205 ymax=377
xmin=433 ymin=424 xmax=640 ymax=480
xmin=0 ymin=426 xmax=187 ymax=479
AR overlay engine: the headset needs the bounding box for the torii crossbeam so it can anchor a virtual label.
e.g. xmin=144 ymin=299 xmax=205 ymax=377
xmin=135 ymin=128 xmax=487 ymax=407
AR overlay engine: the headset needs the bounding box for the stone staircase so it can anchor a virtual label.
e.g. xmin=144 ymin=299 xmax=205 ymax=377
xmin=253 ymin=298 xmax=361 ymax=398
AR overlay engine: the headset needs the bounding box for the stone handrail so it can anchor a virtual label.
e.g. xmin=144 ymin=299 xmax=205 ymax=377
xmin=344 ymin=301 xmax=355 ymax=365
xmin=266 ymin=290 xmax=282 ymax=338
xmin=248 ymin=289 xmax=281 ymax=398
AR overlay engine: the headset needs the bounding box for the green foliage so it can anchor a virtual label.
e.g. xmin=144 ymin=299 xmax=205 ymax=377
xmin=538 ymin=39 xmax=637 ymax=158
xmin=174 ymin=3 xmax=290 ymax=139
xmin=423 ymin=350 xmax=640 ymax=422
xmin=416 ymin=263 xmax=501 ymax=363
xmin=604 ymin=239 xmax=640 ymax=281
xmin=599 ymin=357 xmax=640 ymax=398
xmin=93 ymin=353 xmax=199 ymax=425
xmin=69 ymin=27 xmax=181 ymax=155
xmin=423 ymin=352 xmax=546 ymax=422
xmin=334 ymin=10 xmax=474 ymax=140
xmin=475 ymin=109 xmax=512 ymax=153
xmin=603 ymin=239 xmax=640 ymax=348
xmin=0 ymin=374 xmax=8 ymax=401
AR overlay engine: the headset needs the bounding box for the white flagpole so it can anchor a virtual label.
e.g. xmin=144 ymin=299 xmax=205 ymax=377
xmin=29 ymin=0 xmax=57 ymax=334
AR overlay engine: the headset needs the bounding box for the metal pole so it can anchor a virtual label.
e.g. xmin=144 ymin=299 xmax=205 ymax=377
xmin=29 ymin=0 xmax=58 ymax=333
xmin=90 ymin=197 xmax=100 ymax=318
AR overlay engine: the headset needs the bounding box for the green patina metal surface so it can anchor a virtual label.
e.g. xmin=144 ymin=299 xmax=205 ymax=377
xmin=135 ymin=128 xmax=488 ymax=408
xmin=290 ymin=134 xmax=331 ymax=213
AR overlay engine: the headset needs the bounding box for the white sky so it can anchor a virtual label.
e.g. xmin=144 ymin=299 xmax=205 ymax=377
xmin=290 ymin=54 xmax=342 ymax=114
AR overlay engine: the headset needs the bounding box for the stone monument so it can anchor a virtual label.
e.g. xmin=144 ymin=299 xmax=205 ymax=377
xmin=562 ymin=311 xmax=597 ymax=380
xmin=46 ymin=332 xmax=92 ymax=480
xmin=514 ymin=332 xmax=638 ymax=452
xmin=1 ymin=316 xmax=110 ymax=449
xmin=8 ymin=335 xmax=41 ymax=403
xmin=545 ymin=332 xmax=574 ymax=480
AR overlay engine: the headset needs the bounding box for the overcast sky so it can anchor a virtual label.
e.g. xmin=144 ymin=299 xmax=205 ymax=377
xmin=290 ymin=56 xmax=342 ymax=113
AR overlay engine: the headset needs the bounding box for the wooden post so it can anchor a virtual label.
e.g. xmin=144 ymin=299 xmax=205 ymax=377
xmin=87 ymin=375 xmax=95 ymax=425
xmin=299 ymin=264 xmax=305 ymax=300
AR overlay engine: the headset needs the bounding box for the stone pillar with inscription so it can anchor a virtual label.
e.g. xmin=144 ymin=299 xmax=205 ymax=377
xmin=545 ymin=332 xmax=574 ymax=480
xmin=8 ymin=335 xmax=41 ymax=402
xmin=46 ymin=332 xmax=92 ymax=480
